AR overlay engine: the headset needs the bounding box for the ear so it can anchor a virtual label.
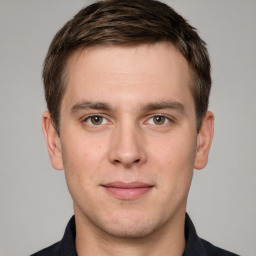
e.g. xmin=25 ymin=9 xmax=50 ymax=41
xmin=194 ymin=111 xmax=214 ymax=170
xmin=42 ymin=111 xmax=64 ymax=170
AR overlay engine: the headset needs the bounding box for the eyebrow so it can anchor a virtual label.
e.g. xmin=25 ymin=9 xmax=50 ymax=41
xmin=70 ymin=100 xmax=112 ymax=114
xmin=140 ymin=100 xmax=185 ymax=113
xmin=70 ymin=100 xmax=185 ymax=114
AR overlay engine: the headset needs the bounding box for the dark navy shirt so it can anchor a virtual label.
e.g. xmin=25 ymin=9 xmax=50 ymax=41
xmin=31 ymin=214 xmax=239 ymax=256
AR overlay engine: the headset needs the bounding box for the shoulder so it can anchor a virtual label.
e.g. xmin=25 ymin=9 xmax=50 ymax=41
xmin=201 ymin=238 xmax=240 ymax=256
xmin=30 ymin=241 xmax=61 ymax=256
xmin=184 ymin=213 xmax=239 ymax=256
xmin=30 ymin=216 xmax=76 ymax=256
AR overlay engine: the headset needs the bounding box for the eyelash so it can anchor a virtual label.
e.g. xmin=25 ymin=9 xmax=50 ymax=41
xmin=82 ymin=114 xmax=110 ymax=126
xmin=82 ymin=114 xmax=174 ymax=127
xmin=146 ymin=114 xmax=173 ymax=126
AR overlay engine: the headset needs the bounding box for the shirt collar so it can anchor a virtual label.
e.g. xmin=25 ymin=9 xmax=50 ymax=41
xmin=60 ymin=216 xmax=77 ymax=256
xmin=182 ymin=213 xmax=208 ymax=256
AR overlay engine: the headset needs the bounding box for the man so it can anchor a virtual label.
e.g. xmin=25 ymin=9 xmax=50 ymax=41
xmin=32 ymin=0 xmax=238 ymax=255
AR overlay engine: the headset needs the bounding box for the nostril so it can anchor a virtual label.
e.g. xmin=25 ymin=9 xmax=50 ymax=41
xmin=112 ymin=158 xmax=140 ymax=166
xmin=114 ymin=159 xmax=121 ymax=164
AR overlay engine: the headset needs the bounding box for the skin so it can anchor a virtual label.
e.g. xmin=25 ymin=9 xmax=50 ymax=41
xmin=43 ymin=43 xmax=214 ymax=256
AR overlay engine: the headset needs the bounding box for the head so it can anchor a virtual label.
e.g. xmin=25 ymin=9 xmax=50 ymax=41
xmin=42 ymin=0 xmax=214 ymax=243
xmin=43 ymin=0 xmax=211 ymax=135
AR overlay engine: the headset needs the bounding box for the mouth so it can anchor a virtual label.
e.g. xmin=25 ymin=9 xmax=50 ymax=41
xmin=101 ymin=182 xmax=154 ymax=200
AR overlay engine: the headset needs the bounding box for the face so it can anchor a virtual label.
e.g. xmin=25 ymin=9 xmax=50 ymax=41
xmin=43 ymin=43 xmax=213 ymax=239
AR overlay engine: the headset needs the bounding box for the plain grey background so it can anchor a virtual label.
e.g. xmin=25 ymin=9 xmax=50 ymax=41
xmin=0 ymin=0 xmax=255 ymax=255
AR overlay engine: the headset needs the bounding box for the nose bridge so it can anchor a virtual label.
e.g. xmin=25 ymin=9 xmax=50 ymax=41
xmin=108 ymin=118 xmax=146 ymax=167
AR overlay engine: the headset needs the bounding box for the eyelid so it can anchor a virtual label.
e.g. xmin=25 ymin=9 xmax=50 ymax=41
xmin=81 ymin=113 xmax=175 ymax=126
xmin=144 ymin=113 xmax=174 ymax=125
xmin=82 ymin=113 xmax=112 ymax=126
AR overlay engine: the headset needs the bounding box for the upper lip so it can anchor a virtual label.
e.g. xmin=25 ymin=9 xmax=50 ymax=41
xmin=102 ymin=182 xmax=153 ymax=189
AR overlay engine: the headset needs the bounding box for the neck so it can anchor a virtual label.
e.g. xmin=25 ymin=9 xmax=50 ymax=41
xmin=75 ymin=208 xmax=186 ymax=256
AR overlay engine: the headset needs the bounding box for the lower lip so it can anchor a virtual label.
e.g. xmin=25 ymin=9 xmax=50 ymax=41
xmin=103 ymin=186 xmax=153 ymax=200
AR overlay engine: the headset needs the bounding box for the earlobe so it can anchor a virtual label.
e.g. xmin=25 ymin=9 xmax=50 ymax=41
xmin=194 ymin=111 xmax=214 ymax=170
xmin=42 ymin=111 xmax=64 ymax=170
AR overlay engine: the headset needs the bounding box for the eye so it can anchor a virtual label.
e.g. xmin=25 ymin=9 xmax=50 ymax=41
xmin=147 ymin=115 xmax=170 ymax=125
xmin=85 ymin=115 xmax=108 ymax=126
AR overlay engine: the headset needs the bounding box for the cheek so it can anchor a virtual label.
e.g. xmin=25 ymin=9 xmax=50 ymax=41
xmin=149 ymin=132 xmax=196 ymax=186
xmin=62 ymin=128 xmax=106 ymax=163
xmin=153 ymin=132 xmax=196 ymax=162
xmin=60 ymin=132 xmax=108 ymax=190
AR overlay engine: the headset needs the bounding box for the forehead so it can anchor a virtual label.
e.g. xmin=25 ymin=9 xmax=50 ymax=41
xmin=62 ymin=43 xmax=194 ymax=108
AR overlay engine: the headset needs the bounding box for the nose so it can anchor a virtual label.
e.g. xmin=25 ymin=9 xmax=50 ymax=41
xmin=108 ymin=123 xmax=147 ymax=168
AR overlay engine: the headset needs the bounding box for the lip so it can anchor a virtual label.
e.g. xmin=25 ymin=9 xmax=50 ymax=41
xmin=101 ymin=182 xmax=153 ymax=200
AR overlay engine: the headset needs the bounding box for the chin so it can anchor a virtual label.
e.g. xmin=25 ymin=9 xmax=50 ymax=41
xmin=94 ymin=211 xmax=168 ymax=239
xmin=103 ymin=221 xmax=155 ymax=239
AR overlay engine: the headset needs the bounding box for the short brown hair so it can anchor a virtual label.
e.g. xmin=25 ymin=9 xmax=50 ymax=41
xmin=43 ymin=0 xmax=211 ymax=134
